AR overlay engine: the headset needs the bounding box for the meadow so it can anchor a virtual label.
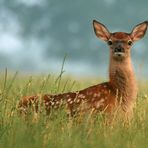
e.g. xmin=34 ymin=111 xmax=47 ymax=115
xmin=0 ymin=69 xmax=148 ymax=148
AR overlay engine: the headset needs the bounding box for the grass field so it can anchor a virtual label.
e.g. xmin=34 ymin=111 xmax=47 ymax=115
xmin=0 ymin=69 xmax=148 ymax=148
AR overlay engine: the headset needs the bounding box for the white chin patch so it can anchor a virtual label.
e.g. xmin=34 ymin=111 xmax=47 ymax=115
xmin=114 ymin=52 xmax=124 ymax=56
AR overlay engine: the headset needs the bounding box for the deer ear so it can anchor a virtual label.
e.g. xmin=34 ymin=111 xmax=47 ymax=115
xmin=130 ymin=21 xmax=148 ymax=41
xmin=93 ymin=20 xmax=110 ymax=41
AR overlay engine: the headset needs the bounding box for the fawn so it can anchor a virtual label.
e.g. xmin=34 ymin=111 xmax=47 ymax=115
xmin=19 ymin=20 xmax=148 ymax=118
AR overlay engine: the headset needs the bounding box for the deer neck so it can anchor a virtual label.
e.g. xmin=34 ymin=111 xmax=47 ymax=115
xmin=109 ymin=55 xmax=137 ymax=105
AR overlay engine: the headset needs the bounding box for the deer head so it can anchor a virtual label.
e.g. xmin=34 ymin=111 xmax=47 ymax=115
xmin=93 ymin=20 xmax=148 ymax=61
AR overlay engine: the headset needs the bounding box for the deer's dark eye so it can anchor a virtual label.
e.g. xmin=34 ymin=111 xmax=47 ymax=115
xmin=128 ymin=41 xmax=133 ymax=46
xmin=108 ymin=40 xmax=113 ymax=45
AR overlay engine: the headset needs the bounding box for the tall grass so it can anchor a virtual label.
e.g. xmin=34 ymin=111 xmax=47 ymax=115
xmin=0 ymin=69 xmax=148 ymax=148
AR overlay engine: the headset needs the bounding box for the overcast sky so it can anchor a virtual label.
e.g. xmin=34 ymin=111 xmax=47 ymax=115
xmin=0 ymin=0 xmax=148 ymax=79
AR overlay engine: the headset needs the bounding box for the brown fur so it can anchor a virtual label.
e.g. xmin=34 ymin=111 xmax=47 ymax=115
xmin=18 ymin=20 xmax=148 ymax=118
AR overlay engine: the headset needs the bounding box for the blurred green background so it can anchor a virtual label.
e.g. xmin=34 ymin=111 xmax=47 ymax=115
xmin=0 ymin=0 xmax=148 ymax=79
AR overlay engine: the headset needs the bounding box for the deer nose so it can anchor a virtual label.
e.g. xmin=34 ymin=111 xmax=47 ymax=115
xmin=114 ymin=47 xmax=124 ymax=52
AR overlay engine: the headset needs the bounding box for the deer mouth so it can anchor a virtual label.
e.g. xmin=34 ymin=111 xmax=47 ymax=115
xmin=113 ymin=51 xmax=125 ymax=60
xmin=114 ymin=52 xmax=125 ymax=56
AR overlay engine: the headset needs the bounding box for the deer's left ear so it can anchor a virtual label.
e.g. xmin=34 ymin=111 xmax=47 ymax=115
xmin=130 ymin=21 xmax=148 ymax=41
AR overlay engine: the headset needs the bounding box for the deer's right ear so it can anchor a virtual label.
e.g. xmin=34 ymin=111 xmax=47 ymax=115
xmin=93 ymin=20 xmax=110 ymax=41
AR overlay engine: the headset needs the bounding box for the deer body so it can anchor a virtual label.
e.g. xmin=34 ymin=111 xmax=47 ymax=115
xmin=19 ymin=20 xmax=148 ymax=118
xmin=20 ymin=82 xmax=116 ymax=116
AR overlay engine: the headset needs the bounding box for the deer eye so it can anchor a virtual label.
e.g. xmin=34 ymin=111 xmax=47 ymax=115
xmin=108 ymin=40 xmax=113 ymax=45
xmin=128 ymin=40 xmax=133 ymax=46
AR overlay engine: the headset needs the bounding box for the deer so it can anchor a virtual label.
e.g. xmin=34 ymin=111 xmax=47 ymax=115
xmin=18 ymin=20 xmax=148 ymax=120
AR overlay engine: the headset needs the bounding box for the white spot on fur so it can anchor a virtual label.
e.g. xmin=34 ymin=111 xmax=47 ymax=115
xmin=56 ymin=101 xmax=59 ymax=105
xmin=76 ymin=99 xmax=80 ymax=103
xmin=51 ymin=102 xmax=55 ymax=106
xmin=69 ymin=101 xmax=73 ymax=104
xmin=66 ymin=94 xmax=70 ymax=97
xmin=67 ymin=98 xmax=71 ymax=102
xmin=50 ymin=97 xmax=54 ymax=101
xmin=47 ymin=95 xmax=51 ymax=98
xmin=95 ymin=99 xmax=104 ymax=108
xmin=45 ymin=102 xmax=49 ymax=105
xmin=78 ymin=94 xmax=85 ymax=99
xmin=74 ymin=98 xmax=77 ymax=103
xmin=94 ymin=93 xmax=98 ymax=97
xmin=94 ymin=93 xmax=101 ymax=97
xmin=87 ymin=91 xmax=92 ymax=95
